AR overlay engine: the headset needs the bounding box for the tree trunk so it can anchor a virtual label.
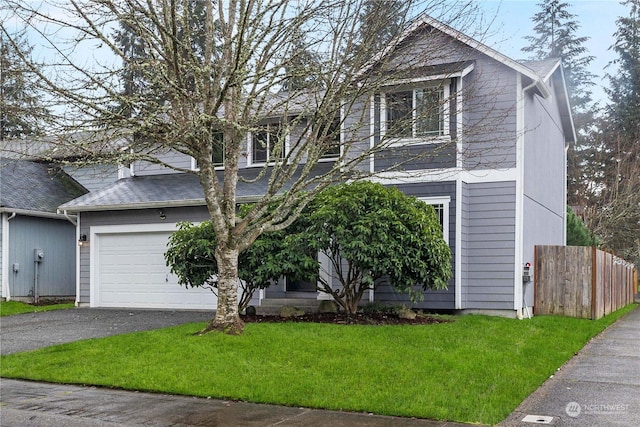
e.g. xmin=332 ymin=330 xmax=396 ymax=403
xmin=199 ymin=247 xmax=244 ymax=335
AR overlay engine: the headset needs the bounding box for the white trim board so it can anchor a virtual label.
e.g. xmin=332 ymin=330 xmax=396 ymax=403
xmin=370 ymin=167 xmax=518 ymax=185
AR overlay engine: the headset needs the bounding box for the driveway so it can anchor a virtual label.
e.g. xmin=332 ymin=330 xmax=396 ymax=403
xmin=0 ymin=308 xmax=212 ymax=355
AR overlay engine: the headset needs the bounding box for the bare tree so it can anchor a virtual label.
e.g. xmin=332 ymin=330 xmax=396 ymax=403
xmin=1 ymin=0 xmax=500 ymax=334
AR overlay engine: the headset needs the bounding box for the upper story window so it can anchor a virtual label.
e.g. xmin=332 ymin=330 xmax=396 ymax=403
xmin=318 ymin=116 xmax=341 ymax=160
xmin=211 ymin=131 xmax=225 ymax=167
xmin=192 ymin=130 xmax=225 ymax=170
xmin=250 ymin=123 xmax=284 ymax=165
xmin=383 ymin=83 xmax=450 ymax=142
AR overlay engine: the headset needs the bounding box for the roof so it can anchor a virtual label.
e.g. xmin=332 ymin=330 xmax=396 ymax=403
xmin=59 ymin=163 xmax=336 ymax=212
xmin=59 ymin=173 xmax=207 ymax=212
xmin=0 ymin=158 xmax=88 ymax=215
xmin=521 ymin=58 xmax=576 ymax=144
xmin=386 ymin=15 xmax=576 ymax=143
xmin=359 ymin=14 xmax=551 ymax=99
xmin=519 ymin=58 xmax=562 ymax=82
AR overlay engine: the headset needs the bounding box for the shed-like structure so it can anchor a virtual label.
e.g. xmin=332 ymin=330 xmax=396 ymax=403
xmin=1 ymin=158 xmax=87 ymax=301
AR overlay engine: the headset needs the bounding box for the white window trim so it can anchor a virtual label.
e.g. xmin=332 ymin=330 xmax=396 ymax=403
xmin=191 ymin=156 xmax=226 ymax=171
xmin=314 ymin=115 xmax=343 ymax=163
xmin=419 ymin=196 xmax=450 ymax=244
xmin=248 ymin=124 xmax=289 ymax=167
xmin=381 ymin=81 xmax=451 ymax=147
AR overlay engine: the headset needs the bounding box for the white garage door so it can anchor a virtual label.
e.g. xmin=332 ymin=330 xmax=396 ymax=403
xmin=94 ymin=230 xmax=217 ymax=310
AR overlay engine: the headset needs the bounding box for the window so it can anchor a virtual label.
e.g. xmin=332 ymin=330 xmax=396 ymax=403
xmin=192 ymin=130 xmax=225 ymax=170
xmin=211 ymin=130 xmax=225 ymax=167
xmin=419 ymin=196 xmax=450 ymax=244
xmin=384 ymin=85 xmax=448 ymax=139
xmin=319 ymin=116 xmax=341 ymax=160
xmin=251 ymin=123 xmax=284 ymax=164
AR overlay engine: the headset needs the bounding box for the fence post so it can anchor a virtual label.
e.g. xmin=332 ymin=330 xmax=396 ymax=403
xmin=591 ymin=246 xmax=597 ymax=319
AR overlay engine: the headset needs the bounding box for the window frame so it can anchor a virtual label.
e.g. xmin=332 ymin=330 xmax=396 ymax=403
xmin=381 ymin=81 xmax=450 ymax=146
xmin=248 ymin=122 xmax=287 ymax=166
xmin=191 ymin=130 xmax=225 ymax=171
xmin=317 ymin=115 xmax=342 ymax=162
xmin=419 ymin=196 xmax=450 ymax=244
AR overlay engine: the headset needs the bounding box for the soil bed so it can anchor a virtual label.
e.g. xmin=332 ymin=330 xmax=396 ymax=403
xmin=241 ymin=312 xmax=450 ymax=325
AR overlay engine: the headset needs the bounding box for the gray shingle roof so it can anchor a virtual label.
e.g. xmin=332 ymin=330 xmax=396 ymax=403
xmin=60 ymin=163 xmax=336 ymax=212
xmin=59 ymin=173 xmax=207 ymax=211
xmin=519 ymin=58 xmax=561 ymax=81
xmin=0 ymin=158 xmax=88 ymax=213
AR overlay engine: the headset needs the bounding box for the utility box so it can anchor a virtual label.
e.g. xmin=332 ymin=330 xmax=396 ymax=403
xmin=523 ymin=263 xmax=531 ymax=283
xmin=34 ymin=249 xmax=44 ymax=263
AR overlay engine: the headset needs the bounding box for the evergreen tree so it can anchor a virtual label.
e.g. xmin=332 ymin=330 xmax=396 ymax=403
xmin=522 ymin=0 xmax=595 ymax=112
xmin=281 ymin=27 xmax=322 ymax=92
xmin=566 ymin=207 xmax=598 ymax=246
xmin=111 ymin=0 xmax=210 ymax=118
xmin=590 ymin=0 xmax=640 ymax=261
xmin=0 ymin=31 xmax=48 ymax=140
xmin=522 ymin=1 xmax=597 ymax=220
xmin=358 ymin=0 xmax=408 ymax=52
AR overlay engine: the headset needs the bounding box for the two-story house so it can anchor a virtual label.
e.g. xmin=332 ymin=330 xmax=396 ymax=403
xmin=58 ymin=15 xmax=574 ymax=318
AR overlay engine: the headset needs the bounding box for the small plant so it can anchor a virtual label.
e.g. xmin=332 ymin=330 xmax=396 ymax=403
xmin=361 ymin=301 xmax=395 ymax=314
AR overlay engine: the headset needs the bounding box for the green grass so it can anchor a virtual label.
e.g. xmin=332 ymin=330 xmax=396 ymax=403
xmin=0 ymin=300 xmax=75 ymax=316
xmin=1 ymin=305 xmax=636 ymax=425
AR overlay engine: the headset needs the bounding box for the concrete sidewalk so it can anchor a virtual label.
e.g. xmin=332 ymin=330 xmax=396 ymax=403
xmin=0 ymin=379 xmax=478 ymax=427
xmin=498 ymin=305 xmax=640 ymax=426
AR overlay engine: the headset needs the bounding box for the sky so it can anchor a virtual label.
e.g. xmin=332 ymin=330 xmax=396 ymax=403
xmin=5 ymin=1 xmax=630 ymax=109
xmin=478 ymin=0 xmax=630 ymax=107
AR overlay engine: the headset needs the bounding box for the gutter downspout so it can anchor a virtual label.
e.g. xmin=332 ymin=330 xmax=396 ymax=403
xmin=58 ymin=209 xmax=77 ymax=226
xmin=75 ymin=212 xmax=81 ymax=307
xmin=2 ymin=213 xmax=17 ymax=300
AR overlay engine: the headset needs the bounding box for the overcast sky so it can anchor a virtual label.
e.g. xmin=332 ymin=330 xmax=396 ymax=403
xmin=7 ymin=1 xmax=630 ymax=109
xmin=479 ymin=0 xmax=629 ymax=107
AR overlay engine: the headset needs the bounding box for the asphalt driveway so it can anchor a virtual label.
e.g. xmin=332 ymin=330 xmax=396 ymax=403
xmin=0 ymin=308 xmax=212 ymax=355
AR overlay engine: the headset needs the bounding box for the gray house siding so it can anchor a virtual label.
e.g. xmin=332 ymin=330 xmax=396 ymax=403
xmin=463 ymin=181 xmax=516 ymax=310
xmin=77 ymin=206 xmax=211 ymax=304
xmin=7 ymin=215 xmax=76 ymax=298
xmin=383 ymin=28 xmax=518 ymax=171
xmin=521 ymin=78 xmax=567 ymax=307
xmin=343 ymin=95 xmax=373 ymax=175
xmin=134 ymin=150 xmax=194 ymax=176
xmin=461 ymin=59 xmax=518 ymax=170
xmin=63 ymin=164 xmax=121 ymax=192
xmin=374 ymin=143 xmax=457 ymax=172
xmin=374 ymin=181 xmax=456 ymax=310
xmin=460 ymin=181 xmax=470 ymax=307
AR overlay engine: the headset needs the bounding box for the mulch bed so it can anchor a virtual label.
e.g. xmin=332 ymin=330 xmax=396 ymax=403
xmin=240 ymin=312 xmax=450 ymax=325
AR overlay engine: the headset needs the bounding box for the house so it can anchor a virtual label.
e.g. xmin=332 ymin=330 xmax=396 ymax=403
xmin=57 ymin=15 xmax=574 ymax=317
xmin=0 ymin=158 xmax=88 ymax=301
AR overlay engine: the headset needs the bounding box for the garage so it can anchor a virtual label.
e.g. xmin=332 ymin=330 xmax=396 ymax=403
xmin=91 ymin=225 xmax=217 ymax=310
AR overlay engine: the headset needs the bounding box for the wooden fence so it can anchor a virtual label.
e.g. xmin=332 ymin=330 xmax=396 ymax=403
xmin=534 ymin=245 xmax=637 ymax=319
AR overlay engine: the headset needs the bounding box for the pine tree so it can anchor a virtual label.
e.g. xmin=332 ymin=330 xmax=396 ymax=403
xmin=591 ymin=0 xmax=640 ymax=261
xmin=111 ymin=0 xmax=210 ymax=118
xmin=0 ymin=31 xmax=49 ymax=141
xmin=522 ymin=1 xmax=598 ymax=221
xmin=522 ymin=0 xmax=595 ymax=113
xmin=358 ymin=0 xmax=408 ymax=53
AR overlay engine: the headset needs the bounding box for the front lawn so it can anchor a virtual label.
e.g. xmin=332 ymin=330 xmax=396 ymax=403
xmin=0 ymin=300 xmax=75 ymax=316
xmin=1 ymin=305 xmax=636 ymax=425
